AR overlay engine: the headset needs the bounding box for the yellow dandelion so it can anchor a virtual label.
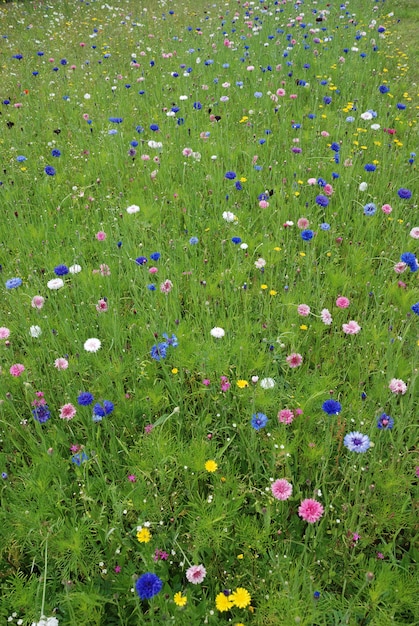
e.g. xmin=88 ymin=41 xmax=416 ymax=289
xmin=231 ymin=587 xmax=252 ymax=609
xmin=171 ymin=368 xmax=179 ymax=374
xmin=174 ymin=592 xmax=187 ymax=607
xmin=136 ymin=527 xmax=152 ymax=543
xmin=260 ymin=284 xmax=268 ymax=290
xmin=215 ymin=592 xmax=234 ymax=612
xmin=237 ymin=554 xmax=244 ymax=560
xmin=236 ymin=379 xmax=249 ymax=389
xmin=205 ymin=459 xmax=218 ymax=473
xmin=300 ymin=324 xmax=308 ymax=330
xmin=269 ymin=290 xmax=277 ymax=296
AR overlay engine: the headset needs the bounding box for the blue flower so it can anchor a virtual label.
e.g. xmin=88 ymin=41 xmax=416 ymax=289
xmin=251 ymin=412 xmax=268 ymax=430
xmin=149 ymin=124 xmax=159 ymax=131
xmin=77 ymin=392 xmax=94 ymax=406
xmin=109 ymin=117 xmax=123 ymax=123
xmin=16 ymin=155 xmax=27 ymax=162
xmin=193 ymin=102 xmax=202 ymax=110
xmin=346 ymin=116 xmax=355 ymax=122
xmin=135 ymin=573 xmax=163 ymax=600
xmin=363 ymin=203 xmax=377 ymax=216
xmin=315 ymin=195 xmax=329 ymax=207
xmin=54 ymin=264 xmax=69 ymax=276
xmin=162 ymin=333 xmax=178 ymax=347
xmin=51 ymin=149 xmax=61 ymax=157
xmin=396 ymin=103 xmax=406 ymax=110
xmin=189 ymin=237 xmax=199 ymax=245
xmin=379 ymin=84 xmax=390 ymax=94
xmin=135 ymin=256 xmax=148 ymax=265
xmin=225 ymin=171 xmax=236 ymax=180
xmin=150 ymin=252 xmax=160 ymax=261
xmin=235 ymin=181 xmax=242 ymax=190
xmin=72 ymin=451 xmax=88 ymax=466
xmin=150 ymin=342 xmax=168 ymax=361
xmin=364 ymin=164 xmax=376 ymax=172
xmin=231 ymin=237 xmax=242 ymax=244
xmin=322 ymin=399 xmax=342 ymax=415
xmin=92 ymin=400 xmax=114 ymax=421
xmin=377 ymin=413 xmax=394 ymax=430
xmin=320 ymin=223 xmax=330 ymax=231
xmin=44 ymin=166 xmax=56 ymax=176
xmin=32 ymin=404 xmax=51 ymax=423
xmin=411 ymin=302 xmax=419 ymax=315
xmin=330 ymin=142 xmax=340 ymax=152
xmin=401 ymin=253 xmax=418 ymax=272
xmin=301 ymin=230 xmax=314 ymax=241
xmin=397 ymin=188 xmax=412 ymax=200
xmin=147 ymin=284 xmax=156 ymax=291
xmin=344 ymin=431 xmax=370 ymax=453
xmin=5 ymin=278 xmax=22 ymax=289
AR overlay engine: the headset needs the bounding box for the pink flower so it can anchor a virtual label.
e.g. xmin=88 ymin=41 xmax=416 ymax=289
xmin=297 ymin=217 xmax=310 ymax=229
xmin=415 ymin=467 xmax=419 ymax=478
xmin=271 ymin=478 xmax=293 ymax=500
xmin=278 ymin=409 xmax=294 ymax=424
xmin=220 ymin=376 xmax=230 ymax=392
xmin=31 ymin=295 xmax=45 ymax=309
xmin=297 ymin=304 xmax=310 ymax=317
xmin=128 ymin=474 xmax=136 ymax=482
xmin=254 ymin=258 xmax=266 ymax=269
xmin=99 ymin=264 xmax=111 ymax=276
xmin=381 ymin=204 xmax=392 ymax=214
xmin=321 ymin=130 xmax=329 ymax=137
xmin=96 ymin=298 xmax=108 ymax=312
xmin=96 ymin=231 xmax=107 ymax=241
xmin=286 ymin=353 xmax=303 ymax=368
xmin=388 ymin=378 xmax=407 ymax=395
xmin=202 ymin=379 xmax=211 ymax=386
xmin=60 ymin=403 xmax=77 ymax=420
xmin=0 ymin=327 xmax=10 ymax=339
xmin=149 ymin=267 xmax=158 ymax=274
xmin=259 ymin=200 xmax=269 ymax=209
xmin=114 ymin=565 xmax=122 ymax=573
xmin=144 ymin=424 xmax=154 ymax=434
xmin=324 ymin=184 xmax=334 ymax=196
xmin=276 ymin=88 xmax=286 ymax=96
xmin=336 ymin=296 xmax=350 ymax=308
xmin=307 ymin=177 xmax=317 ymax=185
xmin=160 ymin=279 xmax=173 ymax=294
xmin=409 ymin=227 xmax=419 ymax=239
xmin=289 ymin=94 xmax=297 ymax=99
xmin=298 ymin=498 xmax=324 ymax=523
xmin=342 ymin=321 xmax=361 ymax=335
xmin=321 ymin=308 xmax=332 ymax=325
xmin=54 ymin=357 xmax=69 ymax=370
xmin=393 ymin=262 xmax=407 ymax=274
xmin=186 ymin=564 xmax=207 ymax=585
xmin=10 ymin=363 xmax=25 ymax=377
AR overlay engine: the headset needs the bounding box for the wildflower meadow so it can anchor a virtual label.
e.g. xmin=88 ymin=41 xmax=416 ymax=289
xmin=0 ymin=0 xmax=418 ymax=624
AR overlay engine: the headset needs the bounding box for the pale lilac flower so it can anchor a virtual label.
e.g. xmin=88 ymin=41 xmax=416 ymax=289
xmin=297 ymin=217 xmax=310 ymax=229
xmin=54 ymin=358 xmax=68 ymax=370
xmin=342 ymin=321 xmax=361 ymax=335
xmin=321 ymin=308 xmax=332 ymax=325
xmin=99 ymin=264 xmax=111 ymax=276
xmin=0 ymin=327 xmax=10 ymax=339
xmin=409 ymin=227 xmax=419 ymax=239
xmin=297 ymin=304 xmax=310 ymax=317
xmin=126 ymin=204 xmax=140 ymax=214
xmin=254 ymin=258 xmax=266 ymax=269
xmin=388 ymin=378 xmax=407 ymax=395
xmin=394 ymin=262 xmax=407 ymax=274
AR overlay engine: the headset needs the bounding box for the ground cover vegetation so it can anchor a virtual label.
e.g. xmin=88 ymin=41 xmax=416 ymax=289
xmin=0 ymin=0 xmax=418 ymax=623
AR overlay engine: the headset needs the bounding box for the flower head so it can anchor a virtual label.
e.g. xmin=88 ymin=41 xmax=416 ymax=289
xmin=342 ymin=320 xmax=361 ymax=335
xmin=377 ymin=413 xmax=394 ymax=429
xmin=77 ymin=391 xmax=94 ymax=406
xmin=322 ymin=399 xmax=342 ymax=415
xmin=59 ymin=403 xmax=77 ymax=420
xmin=32 ymin=404 xmax=51 ymax=423
xmin=186 ymin=564 xmax=207 ymax=584
xmin=174 ymin=591 xmax=187 ymax=607
xmin=84 ymin=337 xmax=101 ymax=352
xmin=10 ymin=363 xmax=25 ymax=377
xmin=135 ymin=573 xmax=163 ymax=600
xmin=298 ymin=498 xmax=324 ymax=523
xmin=205 ymin=460 xmax=218 ymax=473
xmin=210 ymin=327 xmax=225 ymax=339
xmin=230 ymin=587 xmax=251 ymax=608
xmin=251 ymin=412 xmax=268 ymax=430
xmin=388 ymin=378 xmax=407 ymax=395
xmin=271 ymin=478 xmax=293 ymax=500
xmin=136 ymin=527 xmax=152 ymax=543
xmin=5 ymin=277 xmax=22 ymax=289
xmin=215 ymin=592 xmax=234 ymax=612
xmin=31 ymin=295 xmax=45 ymax=309
xmin=286 ymin=353 xmax=303 ymax=368
xmin=344 ymin=431 xmax=370 ymax=453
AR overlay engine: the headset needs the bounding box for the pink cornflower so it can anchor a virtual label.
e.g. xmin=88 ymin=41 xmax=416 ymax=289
xmin=271 ymin=478 xmax=293 ymax=501
xmin=254 ymin=258 xmax=266 ymax=269
xmin=336 ymin=296 xmax=350 ymax=308
xmin=99 ymin=264 xmax=111 ymax=276
xmin=31 ymin=295 xmax=45 ymax=309
xmin=54 ymin=357 xmax=69 ymax=370
xmin=298 ymin=498 xmax=324 ymax=523
xmin=388 ymin=378 xmax=407 ymax=395
xmin=96 ymin=298 xmax=108 ymax=312
xmin=202 ymin=379 xmax=211 ymax=386
xmin=149 ymin=267 xmax=158 ymax=274
xmin=297 ymin=304 xmax=310 ymax=317
xmin=259 ymin=200 xmax=269 ymax=209
xmin=324 ymin=184 xmax=334 ymax=196
xmin=0 ymin=327 xmax=10 ymax=339
xmin=381 ymin=204 xmax=392 ymax=214
xmin=144 ymin=424 xmax=154 ymax=434
xmin=96 ymin=231 xmax=107 ymax=241
xmin=286 ymin=353 xmax=303 ymax=368
xmin=276 ymin=88 xmax=286 ymax=96
xmin=220 ymin=376 xmax=230 ymax=392
xmin=278 ymin=409 xmax=294 ymax=425
xmin=114 ymin=565 xmax=122 ymax=573
xmin=60 ymin=403 xmax=77 ymax=420
xmin=186 ymin=564 xmax=207 ymax=585
xmin=307 ymin=177 xmax=317 ymax=185
xmin=297 ymin=217 xmax=310 ymax=229
xmin=409 ymin=227 xmax=419 ymax=239
xmin=10 ymin=363 xmax=25 ymax=377
xmin=342 ymin=321 xmax=361 ymax=335
xmin=321 ymin=308 xmax=332 ymax=325
xmin=415 ymin=467 xmax=419 ymax=478
xmin=128 ymin=474 xmax=136 ymax=482
xmin=160 ymin=279 xmax=173 ymax=294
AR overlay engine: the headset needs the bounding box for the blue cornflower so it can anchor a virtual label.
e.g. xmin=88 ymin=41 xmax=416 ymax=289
xmin=135 ymin=256 xmax=148 ymax=265
xmin=330 ymin=142 xmax=340 ymax=152
xmin=150 ymin=124 xmax=159 ymax=131
xmin=397 ymin=188 xmax=412 ymax=200
xmin=130 ymin=140 xmax=139 ymax=147
xmin=322 ymin=399 xmax=342 ymax=415
xmin=379 ymin=85 xmax=390 ymax=94
xmin=231 ymin=237 xmax=242 ymax=244
xmin=54 ymin=264 xmax=69 ymax=276
xmin=401 ymin=253 xmax=418 ymax=272
xmin=16 ymin=155 xmax=27 ymax=162
xmin=72 ymin=451 xmax=88 ymax=466
xmin=108 ymin=129 xmax=118 ymax=135
xmin=323 ymin=96 xmax=332 ymax=105
xmin=51 ymin=149 xmax=61 ymax=157
xmin=377 ymin=413 xmax=394 ymax=430
xmin=189 ymin=237 xmax=199 ymax=245
xmin=150 ymin=342 xmax=168 ymax=361
xmin=315 ymin=195 xmax=329 ymax=207
xmin=235 ymin=181 xmax=242 ymax=191
xmin=77 ymin=392 xmax=94 ymax=406
xmin=364 ymin=164 xmax=376 ymax=172
xmin=109 ymin=117 xmax=123 ymax=123
xmin=32 ymin=404 xmax=51 ymax=423
xmin=5 ymin=277 xmax=22 ymax=289
xmin=44 ymin=166 xmax=56 ymax=176
xmin=92 ymin=400 xmax=114 ymax=421
xmin=313 ymin=591 xmax=321 ymax=600
xmin=411 ymin=302 xmax=419 ymax=315
xmin=396 ymin=103 xmax=406 ymax=110
xmin=193 ymin=102 xmax=202 ymax=110
xmin=60 ymin=58 xmax=67 ymax=65
xmin=363 ymin=203 xmax=377 ymax=216
xmin=225 ymin=171 xmax=236 ymax=180
xmin=135 ymin=573 xmax=163 ymax=600
xmin=344 ymin=431 xmax=370 ymax=453
xmin=147 ymin=284 xmax=156 ymax=291
xmin=346 ymin=116 xmax=355 ymax=122
xmin=150 ymin=252 xmax=160 ymax=261
xmin=254 ymin=91 xmax=263 ymax=98
xmin=301 ymin=230 xmax=314 ymax=241
xmin=320 ymin=223 xmax=330 ymax=231
xmin=162 ymin=333 xmax=178 ymax=347
xmin=251 ymin=412 xmax=268 ymax=430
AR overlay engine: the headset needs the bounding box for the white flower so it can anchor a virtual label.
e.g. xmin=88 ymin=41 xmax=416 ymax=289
xmin=126 ymin=204 xmax=140 ymax=214
xmin=47 ymin=278 xmax=64 ymax=290
xmin=32 ymin=618 xmax=59 ymax=626
xmin=69 ymin=264 xmax=82 ymax=274
xmin=84 ymin=337 xmax=101 ymax=352
xmin=210 ymin=327 xmax=225 ymax=339
xmin=240 ymin=243 xmax=248 ymax=250
xmin=360 ymin=111 xmax=373 ymax=120
xmin=30 ymin=325 xmax=42 ymax=338
xmin=148 ymin=140 xmax=163 ymax=149
xmin=222 ymin=211 xmax=236 ymax=222
xmin=370 ymin=123 xmax=380 ymax=130
xmin=359 ymin=182 xmax=368 ymax=191
xmin=84 ymin=93 xmax=91 ymax=99
xmin=260 ymin=377 xmax=275 ymax=389
xmin=179 ymin=95 xmax=188 ymax=100
xmin=254 ymin=258 xmax=266 ymax=269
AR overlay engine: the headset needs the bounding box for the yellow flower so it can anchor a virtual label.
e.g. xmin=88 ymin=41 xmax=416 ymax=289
xmin=273 ymin=247 xmax=281 ymax=251
xmin=231 ymin=587 xmax=251 ymax=609
xmin=260 ymin=284 xmax=268 ymax=290
xmin=236 ymin=379 xmax=249 ymax=389
xmin=205 ymin=460 xmax=218 ymax=473
xmin=300 ymin=324 xmax=308 ymax=330
xmin=171 ymin=368 xmax=178 ymax=374
xmin=240 ymin=177 xmax=247 ymax=183
xmin=215 ymin=592 xmax=234 ymax=612
xmin=237 ymin=554 xmax=244 ymax=559
xmin=136 ymin=527 xmax=152 ymax=543
xmin=174 ymin=592 xmax=187 ymax=607
xmin=269 ymin=290 xmax=277 ymax=296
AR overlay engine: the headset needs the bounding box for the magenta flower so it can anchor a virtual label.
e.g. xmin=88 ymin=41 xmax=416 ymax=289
xmin=10 ymin=363 xmax=25 ymax=377
xmin=278 ymin=408 xmax=294 ymax=424
xmin=186 ymin=564 xmax=207 ymax=585
xmin=59 ymin=403 xmax=77 ymax=420
xmin=96 ymin=231 xmax=107 ymax=241
xmin=286 ymin=353 xmax=303 ymax=368
xmin=298 ymin=498 xmax=324 ymax=523
xmin=336 ymin=296 xmax=350 ymax=308
xmin=342 ymin=321 xmax=361 ymax=335
xmin=271 ymin=479 xmax=293 ymax=501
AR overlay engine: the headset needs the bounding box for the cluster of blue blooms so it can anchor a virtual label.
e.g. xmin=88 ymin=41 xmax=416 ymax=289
xmin=150 ymin=333 xmax=178 ymax=361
